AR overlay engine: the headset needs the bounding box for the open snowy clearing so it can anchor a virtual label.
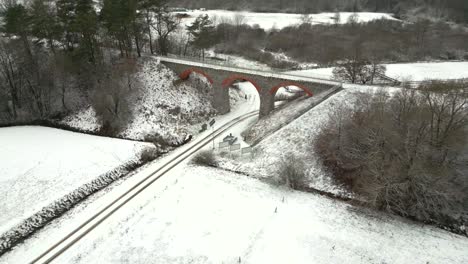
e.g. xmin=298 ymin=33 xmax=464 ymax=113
xmin=288 ymin=61 xmax=468 ymax=82
xmin=29 ymin=166 xmax=468 ymax=263
xmin=179 ymin=10 xmax=398 ymax=30
xmin=0 ymin=126 xmax=152 ymax=234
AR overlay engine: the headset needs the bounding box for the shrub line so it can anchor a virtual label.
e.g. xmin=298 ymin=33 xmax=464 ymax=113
xmin=0 ymin=158 xmax=149 ymax=257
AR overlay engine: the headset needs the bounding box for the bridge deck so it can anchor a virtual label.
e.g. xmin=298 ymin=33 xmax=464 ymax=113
xmin=159 ymin=56 xmax=342 ymax=87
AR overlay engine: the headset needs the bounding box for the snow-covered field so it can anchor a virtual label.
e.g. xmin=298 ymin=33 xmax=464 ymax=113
xmin=288 ymin=62 xmax=468 ymax=82
xmin=179 ymin=10 xmax=398 ymax=30
xmin=18 ymin=166 xmax=468 ymax=264
xmin=0 ymin=126 xmax=152 ymax=234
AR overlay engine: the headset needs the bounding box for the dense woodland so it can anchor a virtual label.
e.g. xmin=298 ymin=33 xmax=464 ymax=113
xmin=0 ymin=0 xmax=181 ymax=132
xmin=171 ymin=0 xmax=468 ymax=23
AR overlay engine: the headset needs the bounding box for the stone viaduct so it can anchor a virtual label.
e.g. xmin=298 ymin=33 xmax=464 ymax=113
xmin=160 ymin=57 xmax=342 ymax=117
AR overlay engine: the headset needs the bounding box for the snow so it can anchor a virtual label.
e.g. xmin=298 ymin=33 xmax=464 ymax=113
xmin=21 ymin=166 xmax=468 ymax=264
xmin=288 ymin=62 xmax=468 ymax=82
xmin=210 ymin=81 xmax=261 ymax=151
xmin=0 ymin=78 xmax=262 ymax=264
xmin=119 ymin=58 xmax=215 ymax=143
xmin=179 ymin=10 xmax=399 ymax=31
xmin=0 ymin=126 xmax=152 ymax=234
xmin=275 ymin=86 xmax=309 ymax=100
xmin=60 ymin=106 xmax=101 ymax=133
xmin=2 ymin=83 xmax=468 ymax=263
xmin=385 ymin=62 xmax=468 ymax=81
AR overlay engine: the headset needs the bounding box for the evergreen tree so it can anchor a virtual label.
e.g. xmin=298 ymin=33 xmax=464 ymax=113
xmin=56 ymin=0 xmax=77 ymax=50
xmin=186 ymin=15 xmax=217 ymax=60
xmin=74 ymin=0 xmax=99 ymax=63
xmin=1 ymin=3 xmax=34 ymax=62
xmin=30 ymin=0 xmax=61 ymax=54
xmin=101 ymin=0 xmax=141 ymax=57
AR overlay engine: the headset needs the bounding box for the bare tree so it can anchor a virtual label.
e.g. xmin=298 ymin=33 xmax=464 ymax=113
xmin=233 ymin=12 xmax=246 ymax=29
xmin=92 ymin=59 xmax=140 ymax=134
xmin=0 ymin=40 xmax=21 ymax=119
xmin=315 ymin=83 xmax=468 ymax=226
xmin=153 ymin=11 xmax=180 ymax=55
xmin=333 ymin=11 xmax=341 ymax=25
xmin=300 ymin=13 xmax=313 ymax=24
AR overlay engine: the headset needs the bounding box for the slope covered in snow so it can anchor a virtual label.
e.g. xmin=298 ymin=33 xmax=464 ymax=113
xmin=119 ymin=58 xmax=216 ymax=143
xmin=216 ymin=85 xmax=403 ymax=197
xmin=61 ymin=57 xmax=216 ymax=145
xmin=0 ymin=126 xmax=153 ymax=235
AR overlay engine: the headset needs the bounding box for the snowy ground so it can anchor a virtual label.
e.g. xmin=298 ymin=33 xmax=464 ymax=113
xmin=243 ymin=87 xmax=339 ymax=145
xmin=0 ymin=74 xmax=262 ymax=264
xmin=288 ymin=61 xmax=468 ymax=82
xmin=179 ymin=10 xmax=398 ymax=30
xmin=0 ymin=126 xmax=153 ymax=234
xmin=2 ymin=82 xmax=468 ymax=263
xmin=8 ymin=165 xmax=468 ymax=264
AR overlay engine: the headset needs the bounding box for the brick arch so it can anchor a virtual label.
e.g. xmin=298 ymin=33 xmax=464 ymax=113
xmin=179 ymin=68 xmax=214 ymax=84
xmin=270 ymin=82 xmax=314 ymax=97
xmin=221 ymin=75 xmax=262 ymax=93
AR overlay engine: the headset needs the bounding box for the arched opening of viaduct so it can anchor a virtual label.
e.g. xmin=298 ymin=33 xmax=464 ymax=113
xmin=162 ymin=62 xmax=324 ymax=118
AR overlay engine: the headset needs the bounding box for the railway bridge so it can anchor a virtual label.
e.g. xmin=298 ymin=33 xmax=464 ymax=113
xmin=160 ymin=56 xmax=342 ymax=117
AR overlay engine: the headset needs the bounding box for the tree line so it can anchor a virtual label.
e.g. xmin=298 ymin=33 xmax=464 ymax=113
xmin=181 ymin=15 xmax=468 ymax=72
xmin=315 ymin=81 xmax=468 ymax=233
xmin=0 ymin=0 xmax=231 ymax=131
xmin=0 ymin=0 xmax=181 ymax=127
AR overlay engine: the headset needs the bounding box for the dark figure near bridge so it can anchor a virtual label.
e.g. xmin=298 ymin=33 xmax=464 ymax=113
xmin=183 ymin=135 xmax=193 ymax=144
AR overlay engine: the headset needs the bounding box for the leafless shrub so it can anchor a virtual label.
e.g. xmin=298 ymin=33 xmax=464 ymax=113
xmin=92 ymin=59 xmax=140 ymax=135
xmin=333 ymin=59 xmax=386 ymax=84
xmin=143 ymin=133 xmax=171 ymax=149
xmin=139 ymin=147 xmax=159 ymax=163
xmin=278 ymin=156 xmax=308 ymax=190
xmin=316 ymin=82 xmax=468 ymax=225
xmin=192 ymin=150 xmax=218 ymax=167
